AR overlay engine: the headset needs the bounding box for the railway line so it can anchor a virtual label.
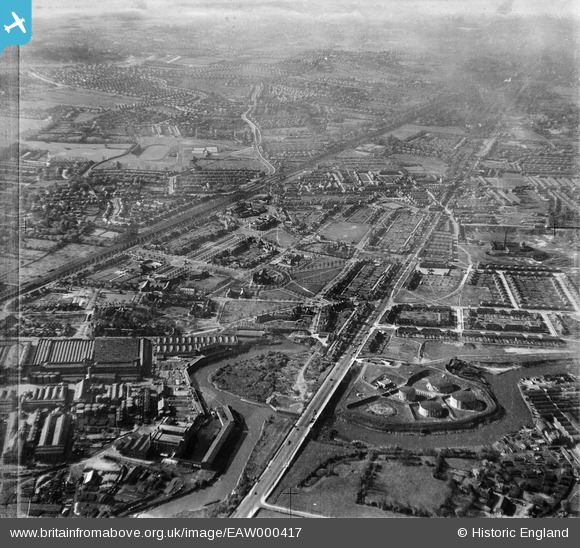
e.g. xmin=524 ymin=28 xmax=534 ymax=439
xmin=1 ymin=95 xmax=454 ymax=304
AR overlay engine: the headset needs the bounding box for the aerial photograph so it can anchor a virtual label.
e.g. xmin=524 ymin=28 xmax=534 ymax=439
xmin=0 ymin=0 xmax=578 ymax=521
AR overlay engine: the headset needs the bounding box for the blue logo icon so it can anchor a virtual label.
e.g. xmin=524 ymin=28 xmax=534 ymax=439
xmin=1 ymin=0 xmax=31 ymax=56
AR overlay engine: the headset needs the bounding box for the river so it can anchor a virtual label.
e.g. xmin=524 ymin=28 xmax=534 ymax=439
xmin=138 ymin=340 xmax=305 ymax=517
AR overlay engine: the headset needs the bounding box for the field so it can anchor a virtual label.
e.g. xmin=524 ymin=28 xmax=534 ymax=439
xmin=257 ymin=288 xmax=304 ymax=301
xmin=364 ymin=459 xmax=451 ymax=515
xmin=21 ymin=86 xmax=136 ymax=109
xmin=18 ymin=243 xmax=103 ymax=283
xmin=196 ymin=156 xmax=264 ymax=171
xmin=184 ymin=274 xmax=230 ymax=293
xmin=270 ymin=442 xmax=393 ymax=518
xmin=380 ymin=336 xmax=423 ymax=361
xmin=319 ymin=222 xmax=370 ymax=244
xmin=290 ymin=265 xmax=343 ymax=295
xmin=261 ymin=229 xmax=299 ymax=249
xmin=98 ymin=290 xmax=143 ymax=305
xmin=396 ymin=275 xmax=463 ymax=306
xmin=219 ymin=300 xmax=295 ymax=324
xmin=0 ymin=116 xmax=50 ymax=137
xmin=211 ymin=350 xmax=310 ymax=405
xmin=421 ymin=340 xmax=507 ymax=361
xmin=390 ymin=154 xmax=448 ymax=176
xmin=23 ymin=141 xmax=131 ymax=161
xmin=138 ymin=144 xmax=173 ymax=160
xmin=386 ymin=124 xmax=466 ymax=140
xmin=97 ymin=146 xmax=177 ymax=170
xmin=396 ymin=307 xmax=456 ymax=327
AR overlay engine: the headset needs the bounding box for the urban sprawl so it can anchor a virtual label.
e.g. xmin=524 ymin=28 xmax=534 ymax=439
xmin=0 ymin=1 xmax=578 ymax=520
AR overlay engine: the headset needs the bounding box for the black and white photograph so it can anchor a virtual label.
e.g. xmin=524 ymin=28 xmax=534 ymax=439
xmin=0 ymin=0 xmax=579 ymax=529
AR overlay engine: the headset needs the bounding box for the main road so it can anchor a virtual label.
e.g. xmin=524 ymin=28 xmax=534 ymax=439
xmin=231 ymin=339 xmax=360 ymax=517
xmin=232 ymin=209 xmax=444 ymax=518
xmin=242 ymin=84 xmax=276 ymax=175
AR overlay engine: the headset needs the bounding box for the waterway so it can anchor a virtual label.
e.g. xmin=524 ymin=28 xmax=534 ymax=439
xmin=137 ymin=340 xmax=305 ymax=517
xmin=332 ymin=360 xmax=577 ymax=450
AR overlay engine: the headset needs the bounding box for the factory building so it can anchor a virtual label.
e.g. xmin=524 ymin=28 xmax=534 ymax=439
xmin=21 ymin=384 xmax=68 ymax=411
xmin=150 ymin=416 xmax=203 ymax=458
xmin=201 ymin=405 xmax=236 ymax=470
xmin=31 ymin=338 xmax=153 ymax=380
xmin=35 ymin=413 xmax=73 ymax=463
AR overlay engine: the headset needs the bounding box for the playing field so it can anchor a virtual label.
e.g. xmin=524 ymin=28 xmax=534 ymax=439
xmin=319 ymin=222 xmax=370 ymax=244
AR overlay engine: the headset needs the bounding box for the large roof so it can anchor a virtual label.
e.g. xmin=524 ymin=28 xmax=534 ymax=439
xmin=94 ymin=338 xmax=140 ymax=364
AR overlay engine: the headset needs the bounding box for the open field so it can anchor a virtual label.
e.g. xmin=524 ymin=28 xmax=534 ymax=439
xmin=381 ymin=336 xmax=423 ymax=361
xmin=18 ymin=243 xmax=103 ymax=283
xmin=319 ymin=222 xmax=371 ymax=245
xmin=21 ymin=86 xmax=136 ymax=109
xmin=386 ymin=124 xmax=466 ymax=140
xmin=291 ymin=265 xmax=343 ymax=295
xmin=0 ymin=116 xmax=50 ymax=137
xmin=257 ymin=288 xmax=303 ymax=301
xmin=390 ymin=154 xmax=448 ymax=175
xmin=365 ymin=459 xmax=451 ymax=515
xmin=97 ymin=147 xmax=177 ymax=170
xmin=421 ymin=341 xmax=507 ymax=361
xmin=261 ymin=229 xmax=299 ymax=249
xmin=211 ymin=350 xmax=312 ymax=405
xmin=185 ymin=274 xmax=230 ymax=293
xmin=269 ymin=442 xmax=394 ymax=517
xmin=23 ymin=141 xmax=131 ymax=161
xmin=138 ymin=144 xmax=173 ymax=161
xmin=219 ymin=300 xmax=295 ymax=324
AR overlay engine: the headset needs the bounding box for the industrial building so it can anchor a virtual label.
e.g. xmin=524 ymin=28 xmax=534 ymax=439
xmin=150 ymin=416 xmax=202 ymax=458
xmin=155 ymin=334 xmax=238 ymax=358
xmin=21 ymin=384 xmax=69 ymax=411
xmin=35 ymin=413 xmax=73 ymax=463
xmin=30 ymin=338 xmax=153 ymax=380
xmin=201 ymin=405 xmax=236 ymax=469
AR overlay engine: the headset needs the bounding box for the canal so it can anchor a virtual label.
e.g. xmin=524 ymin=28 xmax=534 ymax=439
xmin=138 ymin=340 xmax=304 ymax=517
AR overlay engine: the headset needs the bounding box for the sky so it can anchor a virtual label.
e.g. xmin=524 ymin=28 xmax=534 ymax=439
xmin=33 ymin=0 xmax=580 ymax=21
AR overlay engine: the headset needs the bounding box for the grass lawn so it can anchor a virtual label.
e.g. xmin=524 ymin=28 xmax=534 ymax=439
xmin=262 ymin=229 xmax=299 ymax=248
xmin=19 ymin=243 xmax=102 ymax=283
xmin=319 ymin=222 xmax=371 ymax=245
xmin=366 ymin=460 xmax=451 ymax=515
xmin=381 ymin=336 xmax=423 ymax=361
xmin=270 ymin=443 xmax=402 ymax=517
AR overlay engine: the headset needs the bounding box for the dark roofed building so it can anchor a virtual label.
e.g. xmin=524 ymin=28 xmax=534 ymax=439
xmin=31 ymin=338 xmax=152 ymax=380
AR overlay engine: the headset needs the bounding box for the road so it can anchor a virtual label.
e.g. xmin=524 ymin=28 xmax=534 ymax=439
xmin=231 ymin=346 xmax=358 ymax=518
xmin=232 ymin=210 xmax=443 ymax=518
xmin=242 ymin=84 xmax=276 ymax=175
xmin=1 ymin=94 xmax=454 ymax=306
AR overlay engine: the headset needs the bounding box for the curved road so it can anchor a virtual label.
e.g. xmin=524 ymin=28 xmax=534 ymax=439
xmin=242 ymin=83 xmax=276 ymax=175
